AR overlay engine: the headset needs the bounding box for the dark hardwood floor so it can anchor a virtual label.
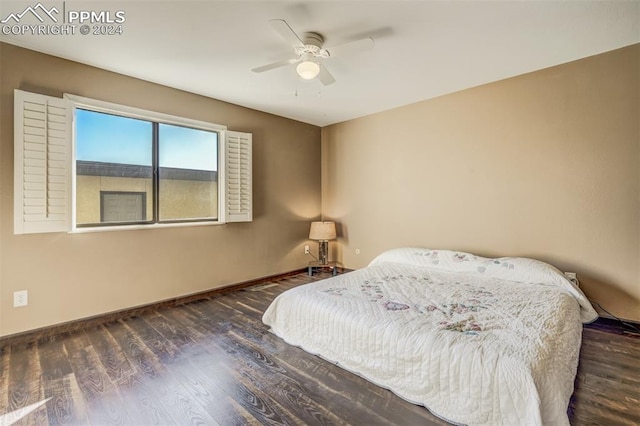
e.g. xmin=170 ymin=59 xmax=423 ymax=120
xmin=0 ymin=271 xmax=638 ymax=425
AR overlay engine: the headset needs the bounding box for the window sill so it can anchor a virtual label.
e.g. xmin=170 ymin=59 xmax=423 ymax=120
xmin=70 ymin=221 xmax=225 ymax=234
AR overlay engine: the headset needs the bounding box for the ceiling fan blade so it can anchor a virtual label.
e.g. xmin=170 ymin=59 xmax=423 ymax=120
xmin=269 ymin=19 xmax=305 ymax=49
xmin=252 ymin=58 xmax=299 ymax=73
xmin=326 ymin=37 xmax=374 ymax=58
xmin=317 ymin=63 xmax=336 ymax=86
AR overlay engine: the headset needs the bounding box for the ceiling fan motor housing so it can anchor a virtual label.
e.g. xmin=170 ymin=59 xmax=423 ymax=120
xmin=296 ymin=32 xmax=329 ymax=58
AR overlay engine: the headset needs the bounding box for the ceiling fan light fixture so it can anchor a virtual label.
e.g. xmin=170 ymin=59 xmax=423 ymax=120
xmin=296 ymin=60 xmax=320 ymax=80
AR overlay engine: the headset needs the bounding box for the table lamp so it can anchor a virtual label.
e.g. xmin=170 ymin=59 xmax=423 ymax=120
xmin=309 ymin=221 xmax=336 ymax=265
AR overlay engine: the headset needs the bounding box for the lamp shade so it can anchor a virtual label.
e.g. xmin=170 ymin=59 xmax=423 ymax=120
xmin=309 ymin=221 xmax=336 ymax=241
xmin=296 ymin=61 xmax=320 ymax=80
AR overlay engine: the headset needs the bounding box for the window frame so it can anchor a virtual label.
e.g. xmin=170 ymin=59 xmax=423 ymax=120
xmin=65 ymin=94 xmax=227 ymax=232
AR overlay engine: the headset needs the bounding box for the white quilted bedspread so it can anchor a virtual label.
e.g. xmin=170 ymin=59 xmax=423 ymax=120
xmin=262 ymin=248 xmax=597 ymax=425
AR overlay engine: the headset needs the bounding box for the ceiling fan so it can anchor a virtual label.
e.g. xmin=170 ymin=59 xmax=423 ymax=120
xmin=252 ymin=19 xmax=374 ymax=86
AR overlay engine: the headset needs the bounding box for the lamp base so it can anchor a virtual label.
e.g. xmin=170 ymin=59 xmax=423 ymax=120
xmin=318 ymin=240 xmax=329 ymax=265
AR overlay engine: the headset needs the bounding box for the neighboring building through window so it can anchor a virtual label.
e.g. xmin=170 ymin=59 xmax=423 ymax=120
xmin=75 ymin=108 xmax=218 ymax=226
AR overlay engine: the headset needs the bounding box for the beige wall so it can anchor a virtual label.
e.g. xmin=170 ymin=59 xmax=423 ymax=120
xmin=322 ymin=44 xmax=640 ymax=321
xmin=0 ymin=43 xmax=321 ymax=337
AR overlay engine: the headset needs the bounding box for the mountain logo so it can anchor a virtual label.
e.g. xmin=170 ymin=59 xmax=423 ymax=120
xmin=1 ymin=2 xmax=59 ymax=24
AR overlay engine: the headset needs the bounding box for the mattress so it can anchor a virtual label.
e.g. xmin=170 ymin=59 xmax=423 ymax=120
xmin=262 ymin=248 xmax=597 ymax=425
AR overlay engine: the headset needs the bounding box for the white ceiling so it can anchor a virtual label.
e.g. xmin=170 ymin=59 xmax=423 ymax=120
xmin=1 ymin=1 xmax=639 ymax=127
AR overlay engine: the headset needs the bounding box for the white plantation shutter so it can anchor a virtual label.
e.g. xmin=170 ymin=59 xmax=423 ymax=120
xmin=225 ymin=131 xmax=252 ymax=222
xmin=14 ymin=90 xmax=71 ymax=234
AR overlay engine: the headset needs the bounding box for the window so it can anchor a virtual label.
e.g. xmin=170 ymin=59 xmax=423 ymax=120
xmin=158 ymin=123 xmax=218 ymax=221
xmin=75 ymin=109 xmax=219 ymax=226
xmin=13 ymin=90 xmax=252 ymax=234
xmin=76 ymin=109 xmax=153 ymax=226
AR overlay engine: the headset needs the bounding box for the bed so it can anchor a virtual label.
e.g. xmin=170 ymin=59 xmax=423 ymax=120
xmin=262 ymin=248 xmax=597 ymax=425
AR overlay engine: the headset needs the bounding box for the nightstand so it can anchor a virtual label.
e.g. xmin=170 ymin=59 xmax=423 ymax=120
xmin=308 ymin=261 xmax=338 ymax=276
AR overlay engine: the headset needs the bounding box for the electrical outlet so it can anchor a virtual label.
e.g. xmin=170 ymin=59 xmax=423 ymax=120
xmin=14 ymin=290 xmax=28 ymax=307
xmin=304 ymin=245 xmax=310 ymax=254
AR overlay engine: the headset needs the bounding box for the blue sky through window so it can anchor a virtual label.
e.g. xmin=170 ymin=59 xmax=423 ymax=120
xmin=76 ymin=109 xmax=151 ymax=166
xmin=159 ymin=123 xmax=217 ymax=172
xmin=76 ymin=109 xmax=218 ymax=171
